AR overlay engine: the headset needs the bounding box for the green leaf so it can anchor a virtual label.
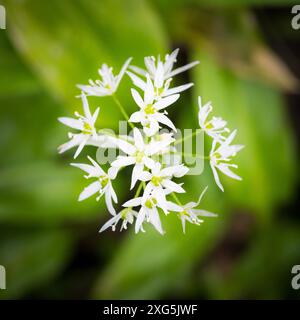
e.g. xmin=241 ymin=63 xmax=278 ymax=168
xmin=202 ymin=222 xmax=300 ymax=299
xmin=0 ymin=229 xmax=74 ymax=299
xmin=193 ymin=48 xmax=297 ymax=218
xmin=4 ymin=0 xmax=167 ymax=128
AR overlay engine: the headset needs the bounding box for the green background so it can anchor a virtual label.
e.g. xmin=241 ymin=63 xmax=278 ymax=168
xmin=0 ymin=0 xmax=299 ymax=299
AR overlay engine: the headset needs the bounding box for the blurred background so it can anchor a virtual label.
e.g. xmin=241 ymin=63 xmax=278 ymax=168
xmin=0 ymin=0 xmax=299 ymax=299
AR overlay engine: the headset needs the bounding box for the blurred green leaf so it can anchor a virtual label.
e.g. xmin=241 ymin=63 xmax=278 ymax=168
xmin=4 ymin=0 xmax=167 ymax=128
xmin=151 ymin=0 xmax=299 ymax=9
xmin=93 ymin=214 xmax=226 ymax=299
xmin=202 ymin=222 xmax=300 ymax=299
xmin=193 ymin=48 xmax=297 ymax=217
xmin=0 ymin=229 xmax=74 ymax=299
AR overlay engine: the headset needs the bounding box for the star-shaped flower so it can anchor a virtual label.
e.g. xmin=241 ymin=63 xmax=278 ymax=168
xmin=99 ymin=208 xmax=138 ymax=232
xmin=111 ymin=128 xmax=174 ymax=189
xmin=198 ymin=97 xmax=229 ymax=142
xmin=129 ymin=75 xmax=179 ymax=136
xmin=58 ymin=93 xmax=100 ymax=158
xmin=139 ymin=162 xmax=189 ymax=200
xmin=210 ymin=130 xmax=244 ymax=192
xmin=168 ymin=187 xmax=217 ymax=233
xmin=78 ymin=58 xmax=132 ymax=96
xmin=71 ymin=156 xmax=118 ymax=214
xmin=127 ymin=49 xmax=198 ymax=99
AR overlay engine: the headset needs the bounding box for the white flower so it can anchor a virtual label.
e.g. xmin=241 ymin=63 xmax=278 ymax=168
xmin=140 ymin=162 xmax=189 ymax=199
xmin=129 ymin=75 xmax=179 ymax=136
xmin=128 ymin=49 xmax=198 ymax=99
xmin=71 ymin=156 xmax=118 ymax=214
xmin=58 ymin=93 xmax=99 ymax=158
xmin=78 ymin=58 xmax=132 ymax=96
xmin=198 ymin=97 xmax=229 ymax=142
xmin=127 ymin=71 xmax=193 ymax=100
xmin=168 ymin=187 xmax=217 ymax=233
xmin=111 ymin=128 xmax=174 ymax=189
xmin=123 ymin=188 xmax=170 ymax=234
xmin=210 ymin=130 xmax=244 ymax=192
xmin=99 ymin=208 xmax=138 ymax=232
xmin=150 ymin=132 xmax=176 ymax=155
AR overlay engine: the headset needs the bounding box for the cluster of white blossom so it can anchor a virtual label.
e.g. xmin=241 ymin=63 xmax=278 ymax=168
xmin=58 ymin=49 xmax=244 ymax=234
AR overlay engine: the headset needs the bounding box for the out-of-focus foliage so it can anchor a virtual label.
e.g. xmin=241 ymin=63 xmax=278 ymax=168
xmin=0 ymin=0 xmax=299 ymax=299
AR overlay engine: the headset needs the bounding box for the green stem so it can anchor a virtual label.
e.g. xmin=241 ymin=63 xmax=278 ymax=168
xmin=174 ymin=129 xmax=203 ymax=146
xmin=171 ymin=192 xmax=183 ymax=206
xmin=112 ymin=94 xmax=134 ymax=129
xmin=170 ymin=150 xmax=209 ymax=160
xmin=134 ymin=182 xmax=144 ymax=198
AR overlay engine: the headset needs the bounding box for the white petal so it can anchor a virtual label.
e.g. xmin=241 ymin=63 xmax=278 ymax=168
xmin=143 ymin=157 xmax=156 ymax=170
xmin=123 ymin=197 xmax=142 ymax=208
xmin=142 ymin=182 xmax=154 ymax=203
xmin=144 ymin=74 xmax=154 ymax=105
xmin=167 ymin=201 xmax=182 ymax=212
xmin=131 ymin=88 xmax=145 ymax=109
xmin=167 ymin=61 xmax=200 ymax=79
xmin=143 ymin=119 xmax=159 ymax=137
xmin=154 ymin=113 xmax=177 ymax=131
xmin=154 ymin=62 xmax=164 ymax=88
xmin=105 ymin=188 xmax=116 ymax=215
xmin=116 ymin=57 xmax=132 ymax=87
xmin=211 ymin=164 xmax=224 ymax=192
xmin=58 ymin=134 xmax=85 ymax=154
xmin=218 ymin=163 xmax=242 ymax=181
xmin=113 ymin=138 xmax=136 ymax=155
xmin=161 ymin=179 xmax=185 ymax=193
xmin=135 ymin=208 xmax=146 ymax=233
xmin=81 ymin=92 xmax=92 ymax=119
xmin=139 ymin=171 xmax=152 ymax=181
xmin=133 ymin=128 xmax=145 ymax=150
xmin=99 ymin=214 xmax=121 ymax=233
xmin=162 ymin=83 xmax=194 ymax=97
xmin=131 ymin=163 xmax=144 ymax=189
xmin=154 ymin=94 xmax=180 ymax=110
xmin=78 ymin=181 xmax=101 ymax=201
xmin=192 ymin=209 xmax=218 ymax=217
xmin=74 ymin=136 xmax=89 ymax=159
xmin=129 ymin=111 xmax=143 ymax=123
xmin=87 ymin=156 xmax=105 ymax=175
xmin=160 ymin=164 xmax=188 ymax=178
xmin=129 ymin=65 xmax=148 ymax=77
xmin=70 ymin=163 xmax=100 ymax=177
xmin=126 ymin=71 xmax=147 ymax=91
xmin=111 ymin=156 xmax=135 ymax=168
xmin=149 ymin=207 xmax=164 ymax=234
xmin=109 ymin=183 xmax=118 ymax=203
xmin=58 ymin=117 xmax=83 ymax=131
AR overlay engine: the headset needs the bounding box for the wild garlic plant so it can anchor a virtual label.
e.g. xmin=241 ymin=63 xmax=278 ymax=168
xmin=58 ymin=49 xmax=244 ymax=234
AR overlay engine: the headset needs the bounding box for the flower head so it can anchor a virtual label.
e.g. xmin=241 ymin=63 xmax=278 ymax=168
xmin=127 ymin=48 xmax=198 ymax=99
xmin=169 ymin=187 xmax=217 ymax=233
xmin=198 ymin=97 xmax=229 ymax=142
xmin=58 ymin=93 xmax=99 ymax=158
xmin=71 ymin=156 xmax=118 ymax=214
xmin=129 ymin=75 xmax=179 ymax=136
xmin=210 ymin=130 xmax=244 ymax=192
xmin=140 ymin=162 xmax=189 ymax=200
xmin=78 ymin=58 xmax=132 ymax=96
xmin=99 ymin=208 xmax=138 ymax=232
xmin=111 ymin=128 xmax=174 ymax=189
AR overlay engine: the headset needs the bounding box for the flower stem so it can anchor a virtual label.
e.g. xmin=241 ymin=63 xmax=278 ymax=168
xmin=135 ymin=182 xmax=144 ymax=198
xmin=174 ymin=129 xmax=203 ymax=146
xmin=171 ymin=192 xmax=183 ymax=206
xmin=112 ymin=94 xmax=134 ymax=129
xmin=170 ymin=150 xmax=209 ymax=160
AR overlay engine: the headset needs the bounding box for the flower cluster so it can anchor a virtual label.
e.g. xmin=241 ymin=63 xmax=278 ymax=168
xmin=58 ymin=49 xmax=244 ymax=234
